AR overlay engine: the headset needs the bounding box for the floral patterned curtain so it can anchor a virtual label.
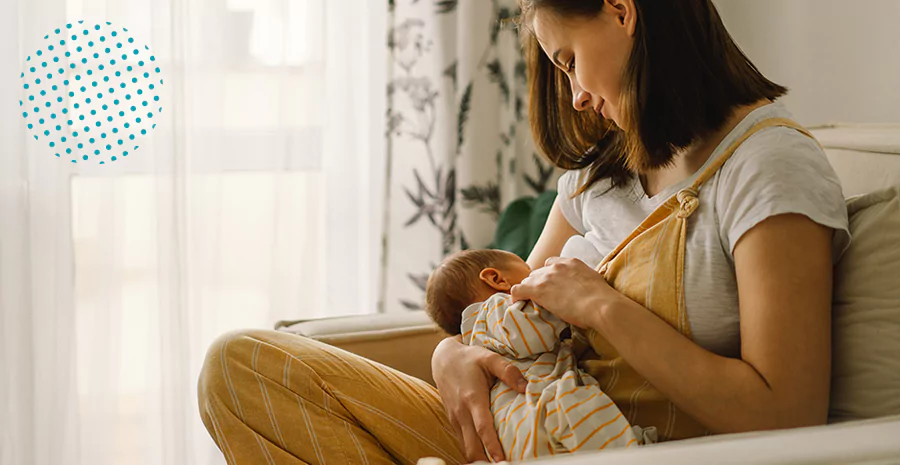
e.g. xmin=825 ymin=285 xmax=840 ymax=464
xmin=382 ymin=0 xmax=560 ymax=312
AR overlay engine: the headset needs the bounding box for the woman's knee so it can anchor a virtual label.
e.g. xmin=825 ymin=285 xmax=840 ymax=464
xmin=199 ymin=330 xmax=246 ymax=404
xmin=199 ymin=330 xmax=279 ymax=401
xmin=197 ymin=329 xmax=324 ymax=404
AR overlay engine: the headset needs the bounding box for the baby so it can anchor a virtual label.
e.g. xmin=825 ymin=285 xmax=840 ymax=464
xmin=425 ymin=249 xmax=653 ymax=462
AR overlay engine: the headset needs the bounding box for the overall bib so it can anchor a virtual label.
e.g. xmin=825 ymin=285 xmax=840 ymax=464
xmin=574 ymin=117 xmax=818 ymax=441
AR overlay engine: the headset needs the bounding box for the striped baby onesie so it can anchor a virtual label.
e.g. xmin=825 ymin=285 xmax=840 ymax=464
xmin=461 ymin=293 xmax=650 ymax=461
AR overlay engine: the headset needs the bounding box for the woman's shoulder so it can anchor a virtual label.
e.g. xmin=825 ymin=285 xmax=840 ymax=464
xmin=721 ymin=124 xmax=839 ymax=185
xmin=557 ymin=168 xmax=588 ymax=197
xmin=557 ymin=167 xmax=623 ymax=200
xmin=713 ymin=124 xmax=850 ymax=259
xmin=555 ymin=167 xmax=629 ymax=234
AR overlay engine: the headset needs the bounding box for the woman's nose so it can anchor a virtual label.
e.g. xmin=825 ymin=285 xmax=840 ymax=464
xmin=571 ymin=80 xmax=591 ymax=112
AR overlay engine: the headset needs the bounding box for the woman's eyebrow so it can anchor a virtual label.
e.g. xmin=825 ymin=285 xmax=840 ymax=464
xmin=551 ymin=49 xmax=564 ymax=67
xmin=536 ymin=36 xmax=566 ymax=69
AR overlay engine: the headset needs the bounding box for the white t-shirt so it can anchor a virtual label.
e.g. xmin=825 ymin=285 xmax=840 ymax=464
xmin=556 ymin=102 xmax=850 ymax=357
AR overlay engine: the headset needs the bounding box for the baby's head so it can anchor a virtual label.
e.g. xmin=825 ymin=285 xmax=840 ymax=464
xmin=425 ymin=249 xmax=531 ymax=335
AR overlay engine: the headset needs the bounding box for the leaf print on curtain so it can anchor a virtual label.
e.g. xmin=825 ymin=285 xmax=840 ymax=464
xmin=382 ymin=0 xmax=562 ymax=312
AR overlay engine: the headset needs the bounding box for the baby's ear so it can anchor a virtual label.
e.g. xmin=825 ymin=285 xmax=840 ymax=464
xmin=479 ymin=267 xmax=512 ymax=291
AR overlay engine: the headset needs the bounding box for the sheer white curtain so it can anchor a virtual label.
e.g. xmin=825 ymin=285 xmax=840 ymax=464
xmin=0 ymin=0 xmax=386 ymax=464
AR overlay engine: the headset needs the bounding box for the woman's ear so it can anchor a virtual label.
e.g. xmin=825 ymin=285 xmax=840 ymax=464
xmin=479 ymin=268 xmax=513 ymax=292
xmin=606 ymin=0 xmax=637 ymax=36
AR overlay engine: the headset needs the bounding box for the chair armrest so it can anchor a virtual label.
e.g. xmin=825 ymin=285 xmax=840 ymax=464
xmin=535 ymin=415 xmax=900 ymax=465
xmin=275 ymin=311 xmax=447 ymax=386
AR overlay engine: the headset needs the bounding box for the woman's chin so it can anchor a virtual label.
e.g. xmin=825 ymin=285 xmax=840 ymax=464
xmin=605 ymin=114 xmax=622 ymax=130
xmin=601 ymin=105 xmax=616 ymax=123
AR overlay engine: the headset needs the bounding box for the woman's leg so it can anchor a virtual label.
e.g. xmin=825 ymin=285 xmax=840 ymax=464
xmin=198 ymin=329 xmax=466 ymax=465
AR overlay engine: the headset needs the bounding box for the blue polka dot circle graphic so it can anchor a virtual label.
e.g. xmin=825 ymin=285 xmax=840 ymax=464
xmin=19 ymin=21 xmax=163 ymax=164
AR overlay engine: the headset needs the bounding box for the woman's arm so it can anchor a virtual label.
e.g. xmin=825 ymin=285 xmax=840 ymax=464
xmin=511 ymin=213 xmax=833 ymax=433
xmin=431 ymin=336 xmax=527 ymax=462
xmin=526 ymin=199 xmax=580 ymax=270
xmin=588 ymin=213 xmax=833 ymax=432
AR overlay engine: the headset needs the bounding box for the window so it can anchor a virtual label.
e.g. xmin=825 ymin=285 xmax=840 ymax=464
xmin=56 ymin=0 xmax=385 ymax=462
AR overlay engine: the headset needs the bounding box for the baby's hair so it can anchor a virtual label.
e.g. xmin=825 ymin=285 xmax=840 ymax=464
xmin=425 ymin=249 xmax=516 ymax=335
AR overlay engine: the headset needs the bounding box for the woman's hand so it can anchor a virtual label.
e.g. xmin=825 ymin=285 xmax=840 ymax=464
xmin=432 ymin=336 xmax=527 ymax=463
xmin=510 ymin=257 xmax=627 ymax=329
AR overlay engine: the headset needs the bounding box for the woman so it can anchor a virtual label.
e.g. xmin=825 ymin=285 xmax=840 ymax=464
xmin=197 ymin=0 xmax=849 ymax=463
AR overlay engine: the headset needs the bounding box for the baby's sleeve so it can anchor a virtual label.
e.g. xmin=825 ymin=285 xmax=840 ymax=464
xmin=463 ymin=293 xmax=567 ymax=359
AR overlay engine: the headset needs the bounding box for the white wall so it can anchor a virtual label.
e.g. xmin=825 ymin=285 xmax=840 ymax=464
xmin=714 ymin=0 xmax=900 ymax=125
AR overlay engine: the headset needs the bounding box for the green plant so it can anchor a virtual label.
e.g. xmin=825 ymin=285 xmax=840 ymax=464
xmin=490 ymin=190 xmax=557 ymax=260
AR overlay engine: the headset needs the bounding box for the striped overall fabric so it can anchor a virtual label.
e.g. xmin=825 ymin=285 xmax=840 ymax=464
xmin=574 ymin=117 xmax=818 ymax=441
xmin=460 ymin=293 xmax=640 ymax=461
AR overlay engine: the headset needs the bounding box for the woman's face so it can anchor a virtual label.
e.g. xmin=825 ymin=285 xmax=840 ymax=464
xmin=531 ymin=1 xmax=636 ymax=127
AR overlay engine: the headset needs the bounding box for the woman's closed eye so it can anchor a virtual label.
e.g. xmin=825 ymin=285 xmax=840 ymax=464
xmin=566 ymin=58 xmax=575 ymax=73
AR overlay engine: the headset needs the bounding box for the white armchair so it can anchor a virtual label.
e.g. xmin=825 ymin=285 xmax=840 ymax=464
xmin=277 ymin=124 xmax=900 ymax=464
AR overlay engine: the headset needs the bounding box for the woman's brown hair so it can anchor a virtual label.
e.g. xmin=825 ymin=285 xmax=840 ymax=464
xmin=519 ymin=0 xmax=788 ymax=195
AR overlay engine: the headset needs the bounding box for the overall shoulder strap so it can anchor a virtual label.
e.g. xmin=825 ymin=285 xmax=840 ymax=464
xmin=595 ymin=117 xmax=816 ymax=272
xmin=689 ymin=117 xmax=817 ymax=190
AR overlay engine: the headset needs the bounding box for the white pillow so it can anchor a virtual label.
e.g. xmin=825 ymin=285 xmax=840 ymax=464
xmin=830 ymin=185 xmax=900 ymax=422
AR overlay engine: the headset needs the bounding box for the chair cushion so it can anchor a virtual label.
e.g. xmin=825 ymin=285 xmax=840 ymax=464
xmin=830 ymin=184 xmax=900 ymax=422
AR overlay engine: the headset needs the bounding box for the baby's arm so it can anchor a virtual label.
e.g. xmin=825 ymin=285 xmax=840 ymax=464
xmin=462 ymin=293 xmax=567 ymax=359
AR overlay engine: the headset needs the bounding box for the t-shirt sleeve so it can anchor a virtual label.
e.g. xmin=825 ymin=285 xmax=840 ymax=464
xmin=715 ymin=128 xmax=851 ymax=263
xmin=556 ymin=169 xmax=588 ymax=235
